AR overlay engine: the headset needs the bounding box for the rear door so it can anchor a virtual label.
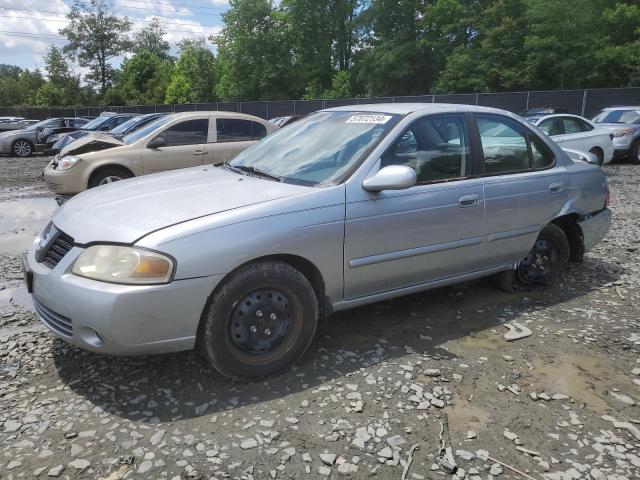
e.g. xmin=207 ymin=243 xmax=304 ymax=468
xmin=141 ymin=117 xmax=209 ymax=174
xmin=209 ymin=118 xmax=268 ymax=164
xmin=475 ymin=113 xmax=568 ymax=267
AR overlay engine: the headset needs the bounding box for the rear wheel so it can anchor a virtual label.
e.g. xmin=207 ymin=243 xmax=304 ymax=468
xmin=12 ymin=140 xmax=33 ymax=157
xmin=88 ymin=167 xmax=133 ymax=188
xmin=496 ymin=223 xmax=570 ymax=292
xmin=200 ymin=261 xmax=318 ymax=380
xmin=630 ymin=140 xmax=640 ymax=165
xmin=589 ymin=147 xmax=604 ymax=166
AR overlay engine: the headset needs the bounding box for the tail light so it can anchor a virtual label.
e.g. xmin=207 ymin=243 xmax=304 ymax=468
xmin=604 ymin=189 xmax=610 ymax=208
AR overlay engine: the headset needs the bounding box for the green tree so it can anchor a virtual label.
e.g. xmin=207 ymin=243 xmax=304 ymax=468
xmin=213 ymin=0 xmax=295 ymax=101
xmin=115 ymin=51 xmax=173 ymax=104
xmin=165 ymin=39 xmax=216 ymax=103
xmin=36 ymin=46 xmax=83 ymax=106
xmin=60 ymin=0 xmax=133 ymax=95
xmin=133 ymin=17 xmax=172 ymax=60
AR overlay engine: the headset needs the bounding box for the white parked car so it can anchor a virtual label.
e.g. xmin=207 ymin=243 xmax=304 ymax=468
xmin=526 ymin=114 xmax=614 ymax=165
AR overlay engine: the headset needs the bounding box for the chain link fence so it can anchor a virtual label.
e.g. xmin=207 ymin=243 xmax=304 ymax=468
xmin=2 ymin=87 xmax=639 ymax=121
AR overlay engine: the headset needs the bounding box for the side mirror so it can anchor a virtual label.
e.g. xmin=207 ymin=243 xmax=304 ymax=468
xmin=362 ymin=165 xmax=417 ymax=192
xmin=147 ymin=136 xmax=166 ymax=149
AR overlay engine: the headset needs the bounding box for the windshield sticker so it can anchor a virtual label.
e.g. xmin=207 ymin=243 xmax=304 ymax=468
xmin=346 ymin=114 xmax=392 ymax=124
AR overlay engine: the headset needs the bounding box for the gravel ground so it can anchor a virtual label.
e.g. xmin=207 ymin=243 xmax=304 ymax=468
xmin=0 ymin=157 xmax=639 ymax=480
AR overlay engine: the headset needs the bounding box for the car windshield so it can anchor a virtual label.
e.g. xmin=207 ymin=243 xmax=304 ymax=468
xmin=123 ymin=115 xmax=173 ymax=144
xmin=592 ymin=109 xmax=640 ymax=124
xmin=228 ymin=111 xmax=399 ymax=186
xmin=25 ymin=119 xmax=55 ymax=130
xmin=110 ymin=115 xmax=143 ymax=135
xmin=82 ymin=116 xmax=112 ymax=130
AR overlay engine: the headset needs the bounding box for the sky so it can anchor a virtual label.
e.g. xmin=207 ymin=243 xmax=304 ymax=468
xmin=0 ymin=0 xmax=229 ymax=70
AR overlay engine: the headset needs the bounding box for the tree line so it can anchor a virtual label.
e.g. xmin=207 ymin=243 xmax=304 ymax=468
xmin=1 ymin=0 xmax=639 ymax=108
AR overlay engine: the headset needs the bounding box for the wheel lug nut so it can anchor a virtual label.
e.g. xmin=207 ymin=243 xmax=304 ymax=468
xmin=256 ymin=310 xmax=263 ymax=318
xmin=250 ymin=326 xmax=257 ymax=333
xmin=270 ymin=313 xmax=277 ymax=321
xmin=265 ymin=329 xmax=272 ymax=336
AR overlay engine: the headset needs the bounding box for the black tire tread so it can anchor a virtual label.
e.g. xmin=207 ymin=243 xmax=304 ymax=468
xmin=88 ymin=167 xmax=133 ymax=188
xmin=200 ymin=260 xmax=318 ymax=381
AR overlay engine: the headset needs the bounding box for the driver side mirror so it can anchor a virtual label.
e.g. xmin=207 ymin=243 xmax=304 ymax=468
xmin=147 ymin=136 xmax=166 ymax=149
xmin=362 ymin=165 xmax=417 ymax=192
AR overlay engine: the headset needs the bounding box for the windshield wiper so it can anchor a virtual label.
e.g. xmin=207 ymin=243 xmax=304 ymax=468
xmin=223 ymin=162 xmax=283 ymax=182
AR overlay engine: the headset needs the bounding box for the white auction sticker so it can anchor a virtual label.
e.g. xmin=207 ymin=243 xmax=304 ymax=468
xmin=345 ymin=114 xmax=392 ymax=124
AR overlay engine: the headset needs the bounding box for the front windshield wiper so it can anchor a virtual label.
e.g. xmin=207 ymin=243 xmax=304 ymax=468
xmin=222 ymin=161 xmax=283 ymax=182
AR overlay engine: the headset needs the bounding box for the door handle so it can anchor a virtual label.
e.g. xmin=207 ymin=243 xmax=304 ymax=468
xmin=193 ymin=149 xmax=204 ymax=155
xmin=458 ymin=194 xmax=479 ymax=208
xmin=548 ymin=182 xmax=564 ymax=193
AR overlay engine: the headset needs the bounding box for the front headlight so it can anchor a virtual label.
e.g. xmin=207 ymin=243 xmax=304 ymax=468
xmin=55 ymin=155 xmax=80 ymax=171
xmin=72 ymin=245 xmax=174 ymax=284
xmin=613 ymin=128 xmax=634 ymax=137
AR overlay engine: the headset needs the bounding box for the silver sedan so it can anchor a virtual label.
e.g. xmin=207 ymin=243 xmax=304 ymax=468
xmin=24 ymin=103 xmax=612 ymax=380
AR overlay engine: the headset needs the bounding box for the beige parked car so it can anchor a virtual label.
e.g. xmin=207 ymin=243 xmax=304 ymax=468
xmin=43 ymin=111 xmax=277 ymax=194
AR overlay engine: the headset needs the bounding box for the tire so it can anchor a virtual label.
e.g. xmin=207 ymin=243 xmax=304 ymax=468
xmin=629 ymin=140 xmax=640 ymax=165
xmin=589 ymin=147 xmax=604 ymax=166
xmin=495 ymin=223 xmax=570 ymax=293
xmin=12 ymin=139 xmax=33 ymax=158
xmin=200 ymin=261 xmax=319 ymax=380
xmin=88 ymin=167 xmax=133 ymax=188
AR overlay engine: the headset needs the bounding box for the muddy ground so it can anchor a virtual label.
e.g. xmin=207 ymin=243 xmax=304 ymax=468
xmin=0 ymin=156 xmax=638 ymax=480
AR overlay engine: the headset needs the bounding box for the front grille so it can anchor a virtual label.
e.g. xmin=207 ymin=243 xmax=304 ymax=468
xmin=33 ymin=298 xmax=73 ymax=337
xmin=42 ymin=232 xmax=74 ymax=269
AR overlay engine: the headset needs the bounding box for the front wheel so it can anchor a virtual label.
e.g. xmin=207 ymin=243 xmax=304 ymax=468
xmin=12 ymin=139 xmax=33 ymax=157
xmin=200 ymin=261 xmax=319 ymax=380
xmin=496 ymin=223 xmax=570 ymax=292
xmin=629 ymin=140 xmax=640 ymax=165
xmin=88 ymin=167 xmax=132 ymax=188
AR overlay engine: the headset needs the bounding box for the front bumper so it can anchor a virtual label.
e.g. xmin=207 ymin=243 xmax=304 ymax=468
xmin=43 ymin=163 xmax=86 ymax=194
xmin=578 ymin=208 xmax=612 ymax=252
xmin=25 ymin=238 xmax=223 ymax=356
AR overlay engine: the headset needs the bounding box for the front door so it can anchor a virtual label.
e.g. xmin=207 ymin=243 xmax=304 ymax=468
xmin=142 ymin=118 xmax=209 ymax=174
xmin=344 ymin=113 xmax=485 ymax=300
xmin=475 ymin=113 xmax=568 ymax=266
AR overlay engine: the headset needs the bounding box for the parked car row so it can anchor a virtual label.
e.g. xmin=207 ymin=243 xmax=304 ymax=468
xmin=0 ymin=117 xmax=39 ymax=132
xmin=25 ymin=102 xmax=612 ymax=380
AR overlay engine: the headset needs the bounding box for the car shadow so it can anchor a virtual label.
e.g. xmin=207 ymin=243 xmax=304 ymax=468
xmin=52 ymin=256 xmax=623 ymax=424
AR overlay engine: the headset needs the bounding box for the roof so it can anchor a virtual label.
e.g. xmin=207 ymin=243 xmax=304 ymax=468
xmin=169 ymin=110 xmax=267 ymax=120
xmin=601 ymin=106 xmax=640 ymax=111
xmin=323 ymin=102 xmax=509 ymax=116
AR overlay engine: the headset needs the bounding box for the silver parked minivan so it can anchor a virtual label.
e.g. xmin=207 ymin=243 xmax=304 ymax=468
xmin=25 ymin=103 xmax=611 ymax=380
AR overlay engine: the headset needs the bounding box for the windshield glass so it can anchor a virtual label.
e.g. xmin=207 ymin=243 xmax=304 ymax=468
xmin=593 ymin=109 xmax=640 ymax=124
xmin=110 ymin=115 xmax=143 ymax=135
xmin=82 ymin=116 xmax=112 ymax=130
xmin=26 ymin=119 xmax=55 ymax=131
xmin=229 ymin=111 xmax=399 ymax=186
xmin=123 ymin=115 xmax=173 ymax=144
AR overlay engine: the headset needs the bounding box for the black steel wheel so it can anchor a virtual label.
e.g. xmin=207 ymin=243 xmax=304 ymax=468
xmin=200 ymin=261 xmax=318 ymax=380
xmin=495 ymin=223 xmax=570 ymax=292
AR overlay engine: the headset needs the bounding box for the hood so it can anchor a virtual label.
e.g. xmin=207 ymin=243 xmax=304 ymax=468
xmin=59 ymin=133 xmax=123 ymax=157
xmin=52 ymin=166 xmax=311 ymax=244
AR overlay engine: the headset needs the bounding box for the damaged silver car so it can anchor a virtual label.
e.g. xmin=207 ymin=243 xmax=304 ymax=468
xmin=25 ymin=104 xmax=611 ymax=380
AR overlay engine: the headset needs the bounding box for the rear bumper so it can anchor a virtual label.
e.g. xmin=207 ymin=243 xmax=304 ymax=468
xmin=579 ymin=208 xmax=612 ymax=252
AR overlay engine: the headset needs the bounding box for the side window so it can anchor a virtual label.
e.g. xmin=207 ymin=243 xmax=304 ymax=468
xmin=577 ymin=119 xmax=594 ymax=132
xmin=381 ymin=114 xmax=470 ymax=184
xmin=73 ymin=118 xmax=87 ymax=128
xmin=538 ymin=118 xmax=559 ymax=136
xmin=252 ymin=121 xmax=267 ymax=140
xmin=217 ymin=119 xmax=253 ymax=142
xmin=562 ymin=118 xmax=582 ymax=135
xmin=530 ymin=134 xmax=554 ymax=170
xmin=160 ymin=119 xmax=209 ymax=147
xmin=476 ymin=115 xmax=530 ymax=174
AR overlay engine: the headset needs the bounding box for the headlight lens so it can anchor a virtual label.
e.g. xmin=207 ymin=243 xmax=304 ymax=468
xmin=56 ymin=155 xmax=80 ymax=171
xmin=72 ymin=245 xmax=174 ymax=284
xmin=613 ymin=128 xmax=634 ymax=137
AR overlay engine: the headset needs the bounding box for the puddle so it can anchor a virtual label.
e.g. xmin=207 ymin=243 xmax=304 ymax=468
xmin=0 ymin=285 xmax=34 ymax=312
xmin=526 ymin=352 xmax=630 ymax=414
xmin=0 ymin=197 xmax=57 ymax=254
